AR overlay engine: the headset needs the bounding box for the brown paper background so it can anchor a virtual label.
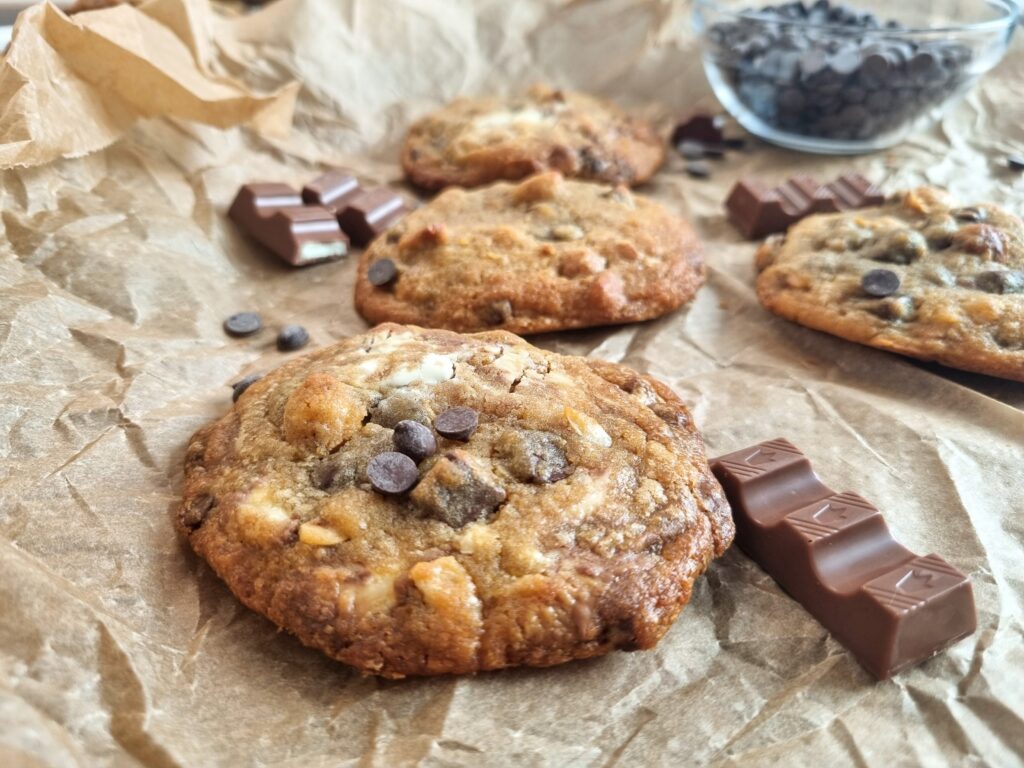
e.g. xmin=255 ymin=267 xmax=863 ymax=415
xmin=1 ymin=0 xmax=1023 ymax=765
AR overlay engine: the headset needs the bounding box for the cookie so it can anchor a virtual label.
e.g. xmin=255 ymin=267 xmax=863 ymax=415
xmin=355 ymin=172 xmax=705 ymax=335
xmin=401 ymin=85 xmax=665 ymax=190
xmin=178 ymin=324 xmax=733 ymax=678
xmin=756 ymin=187 xmax=1024 ymax=382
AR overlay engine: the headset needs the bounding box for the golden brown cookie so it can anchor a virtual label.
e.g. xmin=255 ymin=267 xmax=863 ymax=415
xmin=756 ymin=187 xmax=1024 ymax=382
xmin=178 ymin=324 xmax=733 ymax=678
xmin=355 ymin=172 xmax=705 ymax=335
xmin=401 ymin=85 xmax=665 ymax=190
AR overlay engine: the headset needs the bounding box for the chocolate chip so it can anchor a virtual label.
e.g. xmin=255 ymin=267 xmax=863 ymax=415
xmin=276 ymin=324 xmax=309 ymax=352
xmin=223 ymin=312 xmax=262 ymax=337
xmin=671 ymin=114 xmax=725 ymax=146
xmin=976 ymin=270 xmax=1024 ymax=295
xmin=875 ymin=230 xmax=927 ymax=264
xmin=1007 ymin=156 xmax=1024 ymax=171
xmin=181 ymin=494 xmax=214 ymax=531
xmin=230 ymin=372 xmax=261 ymax=402
xmin=861 ymin=269 xmax=901 ymax=298
xmin=685 ymin=160 xmax=711 ymax=179
xmin=873 ymin=295 xmax=916 ymax=322
xmin=393 ymin=420 xmax=437 ymax=463
xmin=434 ymin=407 xmax=479 ymax=441
xmin=723 ymin=136 xmax=747 ymax=150
xmin=676 ymin=140 xmax=707 ymax=160
xmin=367 ymin=452 xmax=419 ymax=495
xmin=953 ymin=206 xmax=987 ymax=223
xmin=368 ymin=258 xmax=398 ymax=287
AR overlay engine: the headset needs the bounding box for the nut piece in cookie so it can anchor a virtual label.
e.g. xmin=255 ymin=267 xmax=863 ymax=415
xmin=355 ymin=172 xmax=705 ymax=335
xmin=401 ymin=85 xmax=664 ymax=190
xmin=755 ymin=188 xmax=1024 ymax=381
xmin=411 ymin=450 xmax=507 ymax=528
xmin=283 ymin=373 xmax=366 ymax=454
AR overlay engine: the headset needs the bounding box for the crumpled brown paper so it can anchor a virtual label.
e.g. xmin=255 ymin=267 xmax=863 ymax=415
xmin=0 ymin=0 xmax=297 ymax=168
xmin=1 ymin=0 xmax=1022 ymax=765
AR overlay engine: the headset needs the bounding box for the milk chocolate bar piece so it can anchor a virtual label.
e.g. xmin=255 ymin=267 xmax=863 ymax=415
xmin=337 ymin=188 xmax=408 ymax=247
xmin=229 ymin=183 xmax=349 ymax=267
xmin=302 ymin=169 xmax=361 ymax=213
xmin=710 ymin=438 xmax=975 ymax=680
xmin=725 ymin=173 xmax=883 ymax=239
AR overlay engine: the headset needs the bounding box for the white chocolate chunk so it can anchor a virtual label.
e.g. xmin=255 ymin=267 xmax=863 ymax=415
xmin=564 ymin=406 xmax=612 ymax=447
xmin=381 ymin=353 xmax=456 ymax=388
xmin=298 ymin=522 xmax=343 ymax=547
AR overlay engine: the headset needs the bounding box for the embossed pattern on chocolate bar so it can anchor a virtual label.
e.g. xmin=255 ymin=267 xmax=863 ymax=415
xmin=725 ymin=173 xmax=884 ymax=239
xmin=710 ymin=437 xmax=976 ymax=680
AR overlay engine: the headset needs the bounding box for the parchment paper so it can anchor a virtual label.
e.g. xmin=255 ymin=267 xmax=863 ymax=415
xmin=1 ymin=0 xmax=1022 ymax=765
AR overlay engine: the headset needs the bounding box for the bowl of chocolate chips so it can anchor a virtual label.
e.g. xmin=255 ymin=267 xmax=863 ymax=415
xmin=695 ymin=0 xmax=1019 ymax=153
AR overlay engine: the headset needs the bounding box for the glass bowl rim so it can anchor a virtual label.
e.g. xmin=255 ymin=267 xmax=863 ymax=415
xmin=693 ymin=0 xmax=1021 ymax=36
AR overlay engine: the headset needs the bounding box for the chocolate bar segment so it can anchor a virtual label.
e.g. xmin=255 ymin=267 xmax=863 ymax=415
xmin=301 ymin=168 xmax=361 ymax=212
xmin=725 ymin=173 xmax=884 ymax=239
xmin=337 ymin=188 xmax=408 ymax=247
xmin=710 ymin=438 xmax=975 ymax=680
xmin=229 ymin=183 xmax=349 ymax=267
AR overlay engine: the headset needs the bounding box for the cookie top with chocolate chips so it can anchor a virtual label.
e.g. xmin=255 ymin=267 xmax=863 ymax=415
xmin=354 ymin=171 xmax=705 ymax=335
xmin=401 ymin=85 xmax=665 ymax=190
xmin=756 ymin=187 xmax=1024 ymax=382
xmin=178 ymin=324 xmax=733 ymax=678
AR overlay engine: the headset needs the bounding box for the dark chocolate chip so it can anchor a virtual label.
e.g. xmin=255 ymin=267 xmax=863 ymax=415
xmin=223 ymin=312 xmax=262 ymax=337
xmin=953 ymin=207 xmax=987 ymax=223
xmin=276 ymin=324 xmax=309 ymax=352
xmin=861 ymin=269 xmax=901 ymax=297
xmin=367 ymin=451 xmax=419 ymax=495
xmin=393 ymin=420 xmax=438 ymax=463
xmin=434 ymin=406 xmax=479 ymax=441
xmin=231 ymin=372 xmax=262 ymax=402
xmin=1008 ymin=156 xmax=1024 ymax=171
xmin=181 ymin=494 xmax=214 ymax=531
xmin=685 ymin=160 xmax=711 ymax=179
xmin=676 ymin=140 xmax=707 ymax=160
xmin=723 ymin=136 xmax=747 ymax=150
xmin=367 ymin=258 xmax=398 ymax=287
xmin=976 ymin=270 xmax=1024 ymax=295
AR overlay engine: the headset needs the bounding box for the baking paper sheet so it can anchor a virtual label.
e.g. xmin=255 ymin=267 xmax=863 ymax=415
xmin=1 ymin=0 xmax=1022 ymax=765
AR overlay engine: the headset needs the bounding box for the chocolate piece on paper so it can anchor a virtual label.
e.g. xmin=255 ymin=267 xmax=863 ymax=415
xmin=671 ymin=114 xmax=726 ymax=146
xmin=725 ymin=173 xmax=883 ymax=239
xmin=301 ymin=169 xmax=361 ymax=213
xmin=710 ymin=438 xmax=976 ymax=680
xmin=229 ymin=183 xmax=349 ymax=267
xmin=337 ymin=188 xmax=409 ymax=247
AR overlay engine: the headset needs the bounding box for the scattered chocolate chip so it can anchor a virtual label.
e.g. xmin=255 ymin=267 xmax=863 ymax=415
xmin=671 ymin=114 xmax=726 ymax=146
xmin=230 ymin=372 xmax=262 ymax=402
xmin=368 ymin=258 xmax=398 ymax=287
xmin=1007 ymin=156 xmax=1024 ymax=171
xmin=410 ymin=450 xmax=506 ymax=528
xmin=276 ymin=324 xmax=309 ymax=352
xmin=223 ymin=312 xmax=262 ymax=337
xmin=701 ymin=143 xmax=727 ymax=159
xmin=685 ymin=160 xmax=711 ymax=179
xmin=976 ymin=270 xmax=1024 ymax=295
xmin=861 ymin=268 xmax=901 ymax=298
xmin=723 ymin=137 xmax=747 ymax=150
xmin=181 ymin=494 xmax=214 ymax=531
xmin=393 ymin=420 xmax=438 ymax=463
xmin=495 ymin=430 xmax=571 ymax=484
xmin=675 ymin=140 xmax=707 ymax=160
xmin=367 ymin=452 xmax=419 ymax=495
xmin=434 ymin=407 xmax=479 ymax=441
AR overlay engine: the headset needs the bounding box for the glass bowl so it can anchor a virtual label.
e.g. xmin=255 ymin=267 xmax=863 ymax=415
xmin=693 ymin=0 xmax=1020 ymax=154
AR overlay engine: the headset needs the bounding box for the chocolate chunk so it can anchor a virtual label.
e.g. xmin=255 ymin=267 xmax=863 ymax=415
xmin=231 ymin=372 xmax=262 ymax=402
xmin=975 ymin=270 xmax=1024 ymax=295
xmin=223 ymin=312 xmax=262 ymax=337
xmin=301 ymin=168 xmax=361 ymax=212
xmin=367 ymin=451 xmax=419 ymax=495
xmin=494 ymin=430 xmax=571 ymax=484
xmin=337 ymin=188 xmax=408 ymax=247
xmin=671 ymin=114 xmax=725 ymax=146
xmin=710 ymin=438 xmax=976 ymax=680
xmin=181 ymin=494 xmax=214 ymax=531
xmin=685 ymin=160 xmax=711 ymax=179
xmin=373 ymin=391 xmax=433 ymax=429
xmin=276 ymin=324 xmax=310 ymax=352
xmin=228 ymin=183 xmax=349 ymax=267
xmin=367 ymin=258 xmax=398 ymax=287
xmin=861 ymin=269 xmax=900 ymax=298
xmin=481 ymin=299 xmax=514 ymax=326
xmin=434 ymin=407 xmax=479 ymax=441
xmin=874 ymin=230 xmax=927 ymax=264
xmin=393 ymin=420 xmax=438 ymax=463
xmin=410 ymin=450 xmax=506 ymax=528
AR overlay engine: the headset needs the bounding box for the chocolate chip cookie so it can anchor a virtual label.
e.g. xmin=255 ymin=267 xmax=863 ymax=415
xmin=178 ymin=324 xmax=733 ymax=678
xmin=756 ymin=187 xmax=1024 ymax=381
xmin=401 ymin=85 xmax=665 ymax=190
xmin=355 ymin=172 xmax=705 ymax=335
